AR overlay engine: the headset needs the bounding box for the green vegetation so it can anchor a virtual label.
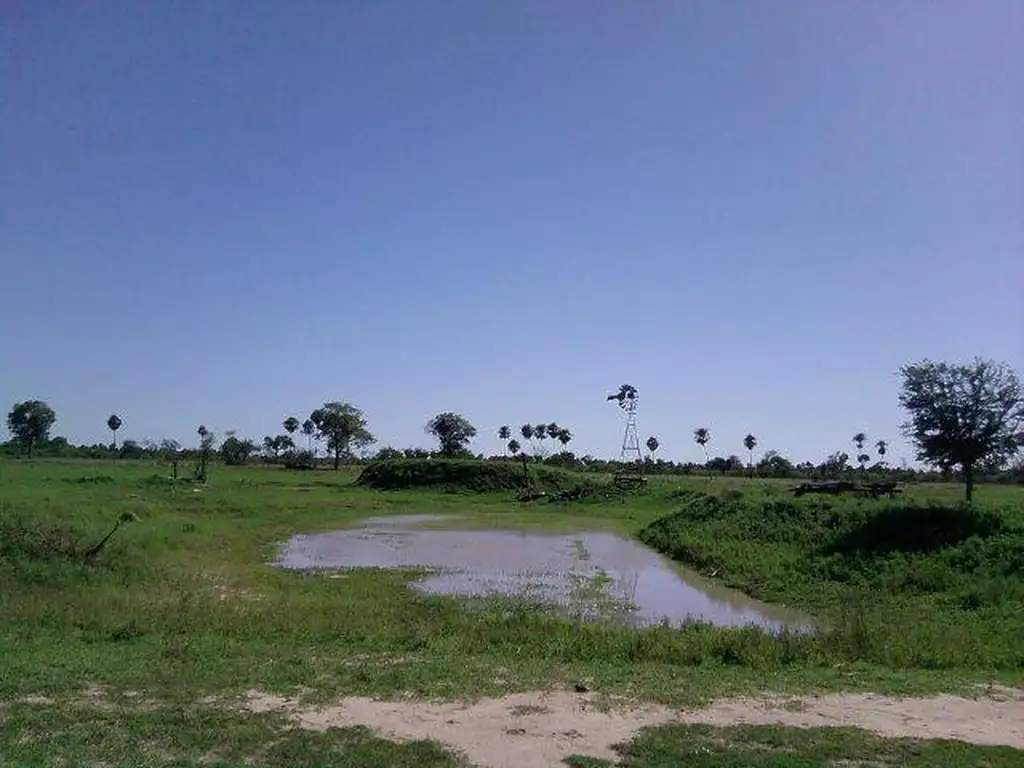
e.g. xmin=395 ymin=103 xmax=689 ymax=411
xmin=571 ymin=723 xmax=1024 ymax=767
xmin=426 ymin=412 xmax=478 ymax=457
xmin=5 ymin=399 xmax=56 ymax=458
xmin=1 ymin=701 xmax=466 ymax=767
xmin=899 ymin=357 xmax=1024 ymax=502
xmin=1 ymin=460 xmax=1023 ymax=765
xmin=639 ymin=489 xmax=1024 ymax=668
xmin=356 ymin=457 xmax=593 ymax=494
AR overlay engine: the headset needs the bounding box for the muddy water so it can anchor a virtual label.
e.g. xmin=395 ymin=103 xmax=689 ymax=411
xmin=275 ymin=515 xmax=809 ymax=632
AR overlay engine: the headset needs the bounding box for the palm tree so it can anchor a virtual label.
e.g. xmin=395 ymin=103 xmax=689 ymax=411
xmin=284 ymin=416 xmax=300 ymax=441
xmin=498 ymin=425 xmax=511 ymax=456
xmin=533 ymin=423 xmax=548 ymax=456
xmin=508 ymin=438 xmax=528 ymax=486
xmin=646 ymin=436 xmax=659 ymax=455
xmin=694 ymin=428 xmax=710 ymax=461
xmin=875 ymin=439 xmax=888 ymax=459
xmin=302 ymin=418 xmax=316 ymax=454
xmin=196 ymin=425 xmax=212 ymax=481
xmin=852 ymin=432 xmax=869 ymax=473
xmin=694 ymin=428 xmax=711 ymax=479
xmin=520 ymin=424 xmax=535 ymax=455
xmin=107 ymin=414 xmax=123 ymax=451
xmin=557 ymin=429 xmax=573 ymax=450
xmin=743 ymin=433 xmax=758 ymax=477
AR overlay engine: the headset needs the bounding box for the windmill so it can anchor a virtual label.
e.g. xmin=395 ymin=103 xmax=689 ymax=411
xmin=606 ymin=384 xmax=642 ymax=466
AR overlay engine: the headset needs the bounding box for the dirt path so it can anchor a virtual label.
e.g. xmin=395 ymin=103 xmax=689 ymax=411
xmin=245 ymin=685 xmax=1024 ymax=768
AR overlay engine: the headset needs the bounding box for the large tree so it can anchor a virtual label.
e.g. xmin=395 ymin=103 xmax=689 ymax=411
xmin=899 ymin=358 xmax=1024 ymax=502
xmin=221 ymin=434 xmax=256 ymax=466
xmin=6 ymin=400 xmax=56 ymax=458
xmin=310 ymin=401 xmax=374 ymax=470
xmin=425 ymin=412 xmax=477 ymax=457
xmin=107 ymin=414 xmax=123 ymax=450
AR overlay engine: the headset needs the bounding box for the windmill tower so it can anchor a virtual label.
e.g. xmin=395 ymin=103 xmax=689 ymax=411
xmin=606 ymin=384 xmax=642 ymax=466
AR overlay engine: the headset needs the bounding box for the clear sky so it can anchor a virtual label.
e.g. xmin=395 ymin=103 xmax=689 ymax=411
xmin=2 ymin=1 xmax=1021 ymax=465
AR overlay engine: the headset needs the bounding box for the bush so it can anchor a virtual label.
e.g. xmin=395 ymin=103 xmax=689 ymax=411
xmin=282 ymin=449 xmax=317 ymax=470
xmin=355 ymin=458 xmax=583 ymax=493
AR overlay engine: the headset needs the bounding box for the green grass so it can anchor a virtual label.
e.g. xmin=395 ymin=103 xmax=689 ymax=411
xmin=1 ymin=459 xmax=1022 ymax=766
xmin=570 ymin=723 xmax=1024 ymax=767
xmin=1 ymin=699 xmax=466 ymax=767
xmin=637 ymin=486 xmax=1024 ymax=669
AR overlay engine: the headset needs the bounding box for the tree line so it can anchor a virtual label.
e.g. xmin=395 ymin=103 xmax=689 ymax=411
xmin=4 ymin=358 xmax=1023 ymax=500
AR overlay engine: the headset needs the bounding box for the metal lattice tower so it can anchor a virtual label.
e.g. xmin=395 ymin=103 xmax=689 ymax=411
xmin=607 ymin=384 xmax=642 ymax=466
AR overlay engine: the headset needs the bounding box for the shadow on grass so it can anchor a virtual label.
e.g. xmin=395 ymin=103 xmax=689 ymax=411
xmin=823 ymin=504 xmax=1006 ymax=557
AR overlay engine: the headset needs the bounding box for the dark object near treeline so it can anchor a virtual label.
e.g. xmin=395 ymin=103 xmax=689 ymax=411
xmin=792 ymin=480 xmax=902 ymax=499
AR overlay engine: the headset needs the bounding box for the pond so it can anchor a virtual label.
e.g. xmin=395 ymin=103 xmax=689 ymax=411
xmin=274 ymin=514 xmax=809 ymax=632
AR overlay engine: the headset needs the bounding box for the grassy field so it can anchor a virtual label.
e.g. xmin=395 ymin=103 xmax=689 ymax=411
xmin=1 ymin=459 xmax=1022 ymax=766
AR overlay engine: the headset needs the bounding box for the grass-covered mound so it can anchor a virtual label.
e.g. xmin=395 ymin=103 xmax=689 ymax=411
xmin=355 ymin=457 xmax=587 ymax=493
xmin=639 ymin=490 xmax=1024 ymax=669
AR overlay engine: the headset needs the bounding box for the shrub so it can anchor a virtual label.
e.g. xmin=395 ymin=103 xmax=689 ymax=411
xmin=355 ymin=458 xmax=582 ymax=493
xmin=282 ymin=449 xmax=317 ymax=470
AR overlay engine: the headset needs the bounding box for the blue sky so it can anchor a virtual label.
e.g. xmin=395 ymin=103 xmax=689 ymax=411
xmin=2 ymin=1 xmax=1021 ymax=465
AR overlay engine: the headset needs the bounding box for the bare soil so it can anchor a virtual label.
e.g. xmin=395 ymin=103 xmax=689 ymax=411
xmin=243 ymin=685 xmax=1024 ymax=768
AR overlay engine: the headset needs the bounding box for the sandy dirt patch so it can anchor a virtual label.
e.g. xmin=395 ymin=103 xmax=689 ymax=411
xmin=246 ymin=689 xmax=672 ymax=767
xmin=244 ymin=686 xmax=1024 ymax=767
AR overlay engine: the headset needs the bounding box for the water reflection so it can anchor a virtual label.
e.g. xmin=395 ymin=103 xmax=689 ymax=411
xmin=275 ymin=515 xmax=809 ymax=632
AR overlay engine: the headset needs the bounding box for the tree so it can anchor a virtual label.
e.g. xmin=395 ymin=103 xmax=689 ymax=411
xmin=310 ymin=401 xmax=374 ymax=470
xmin=107 ymin=414 xmax=123 ymax=450
xmin=6 ymin=400 xmax=56 ymax=458
xmin=157 ymin=439 xmax=181 ymax=479
xmin=196 ymin=425 xmax=216 ymax=481
xmin=822 ymin=451 xmax=850 ymax=478
xmin=646 ymin=436 xmax=659 ymax=455
xmin=707 ymin=455 xmax=741 ymax=476
xmin=533 ymin=423 xmax=549 ymax=456
xmin=283 ymin=416 xmax=300 ymax=441
xmin=221 ymin=435 xmax=256 ymax=466
xmin=852 ymin=432 xmax=869 ymax=473
xmin=694 ymin=427 xmax=711 ymax=473
xmin=301 ymin=418 xmax=316 ymax=454
xmin=743 ymin=433 xmax=757 ymax=477
xmin=875 ymin=439 xmax=888 ymax=461
xmin=262 ymin=435 xmax=294 ymax=461
xmin=898 ymin=358 xmax=1024 ymax=503
xmin=507 ymin=438 xmax=530 ymax=486
xmin=425 ymin=412 xmax=477 ymax=457
xmin=757 ymin=450 xmax=794 ymax=479
xmin=520 ymin=424 xmax=535 ymax=454
xmin=119 ymin=439 xmax=145 ymax=460
xmin=498 ymin=425 xmax=511 ymax=456
xmin=558 ymin=429 xmax=573 ymax=449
